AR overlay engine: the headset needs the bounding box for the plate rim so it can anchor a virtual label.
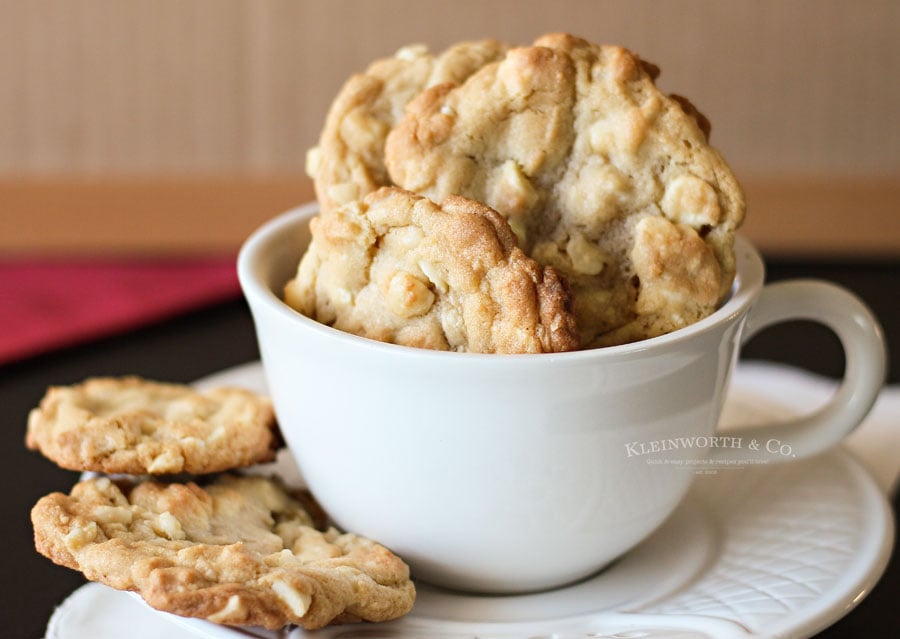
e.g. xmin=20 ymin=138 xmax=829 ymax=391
xmin=49 ymin=362 xmax=897 ymax=639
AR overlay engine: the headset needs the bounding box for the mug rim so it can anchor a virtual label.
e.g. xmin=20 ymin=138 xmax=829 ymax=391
xmin=238 ymin=202 xmax=765 ymax=364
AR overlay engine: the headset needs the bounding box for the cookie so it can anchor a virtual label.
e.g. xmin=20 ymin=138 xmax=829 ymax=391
xmin=284 ymin=187 xmax=578 ymax=354
xmin=306 ymin=39 xmax=507 ymax=214
xmin=385 ymin=33 xmax=745 ymax=347
xmin=26 ymin=377 xmax=281 ymax=475
xmin=31 ymin=474 xmax=415 ymax=629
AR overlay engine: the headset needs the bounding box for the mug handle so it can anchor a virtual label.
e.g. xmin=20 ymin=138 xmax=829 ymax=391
xmin=714 ymin=280 xmax=886 ymax=462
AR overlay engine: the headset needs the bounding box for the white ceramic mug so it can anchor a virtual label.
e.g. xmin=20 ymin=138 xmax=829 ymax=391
xmin=238 ymin=204 xmax=886 ymax=593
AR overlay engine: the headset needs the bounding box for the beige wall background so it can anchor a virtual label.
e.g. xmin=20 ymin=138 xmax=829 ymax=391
xmin=1 ymin=0 xmax=898 ymax=255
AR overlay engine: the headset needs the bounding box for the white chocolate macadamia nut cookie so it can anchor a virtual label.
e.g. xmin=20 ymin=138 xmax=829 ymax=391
xmin=31 ymin=475 xmax=415 ymax=629
xmin=307 ymin=38 xmax=507 ymax=214
xmin=26 ymin=377 xmax=281 ymax=474
xmin=385 ymin=33 xmax=745 ymax=346
xmin=285 ymin=187 xmax=578 ymax=354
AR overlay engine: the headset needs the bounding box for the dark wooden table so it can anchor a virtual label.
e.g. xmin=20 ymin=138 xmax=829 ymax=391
xmin=3 ymin=260 xmax=898 ymax=638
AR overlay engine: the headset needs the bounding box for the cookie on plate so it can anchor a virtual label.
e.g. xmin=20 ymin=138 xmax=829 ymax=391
xmin=25 ymin=377 xmax=281 ymax=475
xmin=284 ymin=187 xmax=578 ymax=354
xmin=306 ymin=38 xmax=507 ymax=214
xmin=31 ymin=474 xmax=415 ymax=629
xmin=385 ymin=33 xmax=745 ymax=347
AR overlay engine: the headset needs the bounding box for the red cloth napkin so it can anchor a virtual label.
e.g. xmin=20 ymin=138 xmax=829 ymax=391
xmin=0 ymin=258 xmax=241 ymax=364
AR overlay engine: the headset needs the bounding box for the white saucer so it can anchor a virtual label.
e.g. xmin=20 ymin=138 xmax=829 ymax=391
xmin=46 ymin=363 xmax=895 ymax=639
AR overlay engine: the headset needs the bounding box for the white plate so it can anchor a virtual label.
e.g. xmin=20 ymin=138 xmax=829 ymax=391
xmin=47 ymin=363 xmax=895 ymax=639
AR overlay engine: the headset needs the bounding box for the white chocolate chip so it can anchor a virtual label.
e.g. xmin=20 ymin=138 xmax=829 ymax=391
xmin=395 ymin=44 xmax=428 ymax=61
xmin=147 ymin=450 xmax=184 ymax=474
xmin=386 ymin=271 xmax=435 ymax=318
xmin=661 ymin=175 xmax=721 ymax=227
xmin=418 ymin=260 xmax=448 ymax=293
xmin=271 ymin=580 xmax=312 ymax=617
xmin=64 ymin=521 xmax=98 ymax=550
xmin=588 ymin=119 xmax=615 ymax=156
xmin=179 ymin=436 xmax=205 ymax=451
xmin=305 ymin=146 xmax=321 ymax=177
xmin=488 ymin=159 xmax=539 ymax=218
xmin=152 ymin=511 xmax=186 ymax=540
xmin=326 ymin=183 xmax=360 ymax=205
xmin=588 ymin=108 xmax=648 ymax=156
xmin=207 ymin=594 xmax=247 ymax=624
xmin=92 ymin=505 xmax=133 ymax=525
xmin=560 ymin=161 xmax=627 ymax=227
xmin=566 ymin=234 xmax=608 ymax=275
xmin=439 ymin=305 xmax=466 ymax=348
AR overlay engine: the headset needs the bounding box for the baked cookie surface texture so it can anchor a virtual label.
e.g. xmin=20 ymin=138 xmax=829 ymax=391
xmin=31 ymin=474 xmax=416 ymax=629
xmin=307 ymin=39 xmax=508 ymax=215
xmin=285 ymin=187 xmax=578 ymax=354
xmin=25 ymin=377 xmax=281 ymax=474
xmin=385 ymin=33 xmax=745 ymax=346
